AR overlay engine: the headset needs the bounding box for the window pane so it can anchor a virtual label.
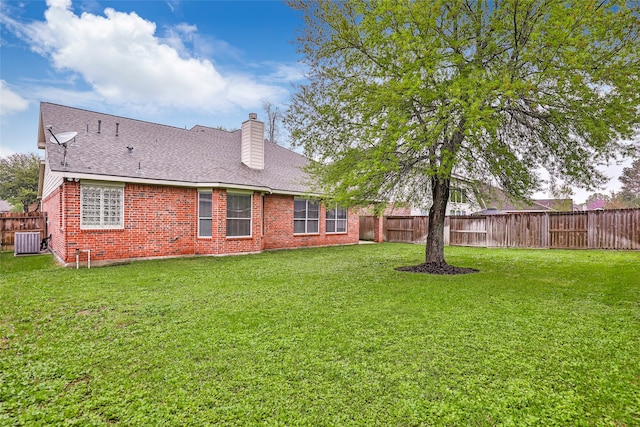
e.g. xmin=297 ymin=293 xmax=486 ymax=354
xmin=337 ymin=207 xmax=347 ymax=219
xmin=199 ymin=219 xmax=212 ymax=237
xmin=199 ymin=192 xmax=212 ymax=218
xmin=308 ymin=201 xmax=319 ymax=219
xmin=294 ymin=199 xmax=307 ymax=218
xmin=337 ymin=219 xmax=347 ymax=233
xmin=103 ymin=188 xmax=122 ymax=226
xmin=326 ymin=220 xmax=336 ymax=233
xmin=327 ymin=207 xmax=336 ymax=220
xmin=227 ymin=219 xmax=239 ymax=236
xmin=238 ymin=219 xmax=251 ymax=236
xmin=228 ymin=194 xmax=251 ymax=219
xmin=307 ymin=219 xmax=319 ymax=233
xmin=81 ymin=187 xmax=101 ymax=226
xmin=227 ymin=218 xmax=251 ymax=237
xmin=294 ymin=220 xmax=306 ymax=234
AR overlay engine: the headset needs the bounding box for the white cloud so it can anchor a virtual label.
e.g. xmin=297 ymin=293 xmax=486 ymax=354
xmin=0 ymin=144 xmax=16 ymax=158
xmin=267 ymin=63 xmax=307 ymax=83
xmin=165 ymin=0 xmax=181 ymax=13
xmin=0 ymin=81 xmax=29 ymax=116
xmin=161 ymin=23 xmax=198 ymax=58
xmin=15 ymin=0 xmax=282 ymax=111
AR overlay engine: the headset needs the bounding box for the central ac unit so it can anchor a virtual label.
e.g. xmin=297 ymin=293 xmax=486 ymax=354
xmin=14 ymin=232 xmax=41 ymax=255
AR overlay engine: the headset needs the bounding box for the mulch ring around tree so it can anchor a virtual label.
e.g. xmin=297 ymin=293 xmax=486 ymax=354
xmin=395 ymin=263 xmax=479 ymax=275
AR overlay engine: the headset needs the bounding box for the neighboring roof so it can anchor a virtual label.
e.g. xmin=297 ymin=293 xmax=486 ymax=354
xmin=474 ymin=184 xmax=573 ymax=213
xmin=38 ymin=102 xmax=311 ymax=195
xmin=472 ymin=208 xmax=504 ymax=215
xmin=472 ymin=198 xmax=575 ymax=215
xmin=532 ymin=198 xmax=574 ymax=211
xmin=586 ymin=199 xmax=606 ymax=210
xmin=0 ymin=200 xmax=12 ymax=212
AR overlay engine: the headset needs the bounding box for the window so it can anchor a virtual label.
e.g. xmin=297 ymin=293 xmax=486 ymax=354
xmin=294 ymin=198 xmax=319 ymax=234
xmin=80 ymin=184 xmax=124 ymax=229
xmin=227 ymin=193 xmax=252 ymax=237
xmin=198 ymin=191 xmax=212 ymax=237
xmin=326 ymin=205 xmax=347 ymax=233
xmin=449 ymin=188 xmax=468 ymax=204
xmin=450 ymin=188 xmax=468 ymax=204
xmin=450 ymin=210 xmax=467 ymax=216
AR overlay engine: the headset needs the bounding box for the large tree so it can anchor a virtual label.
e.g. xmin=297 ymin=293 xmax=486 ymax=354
xmin=0 ymin=153 xmax=41 ymax=212
xmin=286 ymin=0 xmax=639 ymax=268
xmin=263 ymin=101 xmax=284 ymax=146
xmin=619 ymin=157 xmax=640 ymax=207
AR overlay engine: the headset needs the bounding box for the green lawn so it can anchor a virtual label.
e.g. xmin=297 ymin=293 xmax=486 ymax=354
xmin=1 ymin=244 xmax=638 ymax=426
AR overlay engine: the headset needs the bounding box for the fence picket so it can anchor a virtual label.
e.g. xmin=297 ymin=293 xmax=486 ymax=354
xmin=361 ymin=209 xmax=640 ymax=250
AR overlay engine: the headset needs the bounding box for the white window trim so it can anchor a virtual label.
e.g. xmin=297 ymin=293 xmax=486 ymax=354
xmin=294 ymin=198 xmax=320 ymax=235
xmin=198 ymin=190 xmax=213 ymax=238
xmin=226 ymin=192 xmax=253 ymax=238
xmin=80 ymin=182 xmax=125 ymax=230
xmin=326 ymin=204 xmax=348 ymax=234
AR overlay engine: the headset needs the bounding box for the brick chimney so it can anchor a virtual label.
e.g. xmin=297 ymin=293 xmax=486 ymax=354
xmin=241 ymin=113 xmax=264 ymax=170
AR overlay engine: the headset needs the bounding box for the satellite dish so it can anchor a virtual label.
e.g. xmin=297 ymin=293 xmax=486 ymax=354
xmin=49 ymin=131 xmax=77 ymax=145
xmin=45 ymin=127 xmax=76 ymax=168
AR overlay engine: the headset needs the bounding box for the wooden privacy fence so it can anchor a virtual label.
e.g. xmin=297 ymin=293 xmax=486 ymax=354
xmin=0 ymin=212 xmax=47 ymax=251
xmin=384 ymin=216 xmax=434 ymax=243
xmin=362 ymin=209 xmax=640 ymax=250
xmin=359 ymin=215 xmax=376 ymax=241
xmin=449 ymin=210 xmax=640 ymax=249
xmin=362 ymin=216 xmax=451 ymax=245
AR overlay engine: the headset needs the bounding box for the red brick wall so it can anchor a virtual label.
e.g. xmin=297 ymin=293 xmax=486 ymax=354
xmin=52 ymin=182 xmax=197 ymax=263
xmin=195 ymin=190 xmax=263 ymax=255
xmin=42 ymin=182 xmax=359 ymax=264
xmin=41 ymin=184 xmax=65 ymax=260
xmin=263 ymin=194 xmax=359 ymax=250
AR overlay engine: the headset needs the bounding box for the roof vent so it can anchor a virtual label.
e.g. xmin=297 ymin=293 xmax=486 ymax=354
xmin=249 ymin=113 xmax=257 ymax=120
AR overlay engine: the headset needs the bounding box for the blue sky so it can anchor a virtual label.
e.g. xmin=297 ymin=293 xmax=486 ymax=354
xmin=0 ymin=0 xmax=634 ymax=203
xmin=1 ymin=0 xmax=302 ymax=154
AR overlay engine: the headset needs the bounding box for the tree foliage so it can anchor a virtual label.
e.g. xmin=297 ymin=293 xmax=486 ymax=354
xmin=286 ymin=0 xmax=640 ymax=265
xmin=0 ymin=153 xmax=41 ymax=212
xmin=586 ymin=191 xmax=635 ymax=209
xmin=619 ymin=157 xmax=640 ymax=207
xmin=263 ymin=101 xmax=284 ymax=146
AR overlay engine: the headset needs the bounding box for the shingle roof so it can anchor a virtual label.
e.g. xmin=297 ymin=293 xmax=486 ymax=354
xmin=39 ymin=102 xmax=312 ymax=194
xmin=0 ymin=200 xmax=12 ymax=212
xmin=474 ymin=184 xmax=574 ymax=213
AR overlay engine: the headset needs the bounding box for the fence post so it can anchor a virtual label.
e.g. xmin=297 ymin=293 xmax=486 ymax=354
xmin=485 ymin=216 xmax=492 ymax=247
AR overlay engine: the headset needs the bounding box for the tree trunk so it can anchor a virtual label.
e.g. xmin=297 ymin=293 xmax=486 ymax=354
xmin=425 ymin=176 xmax=450 ymax=265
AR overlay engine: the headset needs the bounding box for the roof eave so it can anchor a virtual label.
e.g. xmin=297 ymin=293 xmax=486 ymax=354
xmin=45 ymin=170 xmax=316 ymax=196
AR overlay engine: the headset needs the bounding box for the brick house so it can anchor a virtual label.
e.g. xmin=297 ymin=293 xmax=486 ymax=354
xmin=37 ymin=102 xmax=359 ymax=266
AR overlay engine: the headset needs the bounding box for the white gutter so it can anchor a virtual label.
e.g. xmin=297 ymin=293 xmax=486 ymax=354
xmin=48 ymin=170 xmax=321 ymax=197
